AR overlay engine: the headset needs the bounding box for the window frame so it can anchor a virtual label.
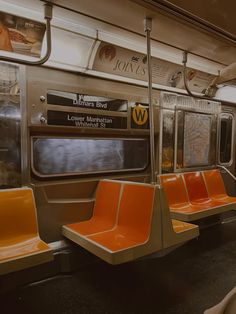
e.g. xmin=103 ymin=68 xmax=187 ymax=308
xmin=31 ymin=136 xmax=149 ymax=178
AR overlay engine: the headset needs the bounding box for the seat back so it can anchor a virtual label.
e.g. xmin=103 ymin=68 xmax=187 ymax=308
xmin=203 ymin=169 xmax=226 ymax=198
xmin=92 ymin=180 xmax=122 ymax=222
xmin=0 ymin=188 xmax=38 ymax=245
xmin=183 ymin=172 xmax=209 ymax=202
xmin=117 ymin=183 xmax=155 ymax=237
xmin=160 ymin=174 xmax=189 ymax=206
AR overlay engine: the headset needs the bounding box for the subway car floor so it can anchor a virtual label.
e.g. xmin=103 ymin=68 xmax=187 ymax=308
xmin=1 ymin=217 xmax=236 ymax=314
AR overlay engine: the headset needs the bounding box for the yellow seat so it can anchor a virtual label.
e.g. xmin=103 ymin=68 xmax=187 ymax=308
xmin=0 ymin=188 xmax=53 ymax=275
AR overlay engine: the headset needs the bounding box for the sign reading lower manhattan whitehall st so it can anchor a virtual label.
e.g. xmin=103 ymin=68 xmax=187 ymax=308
xmin=47 ymin=110 xmax=127 ymax=129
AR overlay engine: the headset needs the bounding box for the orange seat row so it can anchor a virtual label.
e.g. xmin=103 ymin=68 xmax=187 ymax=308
xmin=63 ymin=180 xmax=199 ymax=264
xmin=159 ymin=169 xmax=236 ymax=221
xmin=0 ymin=188 xmax=53 ymax=276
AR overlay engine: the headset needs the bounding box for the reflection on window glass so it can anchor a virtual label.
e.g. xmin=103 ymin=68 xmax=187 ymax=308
xmin=32 ymin=138 xmax=148 ymax=176
xmin=220 ymin=114 xmax=233 ymax=164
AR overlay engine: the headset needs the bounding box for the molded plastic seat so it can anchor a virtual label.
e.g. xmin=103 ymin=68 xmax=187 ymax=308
xmin=203 ymin=169 xmax=236 ymax=204
xmin=88 ymin=183 xmax=154 ymax=251
xmin=183 ymin=172 xmax=224 ymax=207
xmin=63 ymin=181 xmax=162 ymax=264
xmin=160 ymin=174 xmax=189 ymax=210
xmin=0 ymin=188 xmax=53 ymax=275
xmin=160 ymin=171 xmax=236 ymax=221
xmin=65 ymin=180 xmax=122 ymax=235
xmin=159 ymin=174 xmax=207 ymax=214
xmin=157 ymin=183 xmax=199 ymax=248
xmin=172 ymin=219 xmax=197 ymax=233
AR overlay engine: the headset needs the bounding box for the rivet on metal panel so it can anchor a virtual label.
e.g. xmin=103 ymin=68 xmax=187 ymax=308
xmin=40 ymin=116 xmax=47 ymax=124
xmin=40 ymin=96 xmax=46 ymax=102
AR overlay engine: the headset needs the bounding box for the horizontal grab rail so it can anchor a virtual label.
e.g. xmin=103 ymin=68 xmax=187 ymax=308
xmin=217 ymin=165 xmax=236 ymax=182
xmin=0 ymin=3 xmax=53 ymax=66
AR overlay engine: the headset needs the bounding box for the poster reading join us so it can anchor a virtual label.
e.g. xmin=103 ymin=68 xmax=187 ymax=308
xmin=93 ymin=42 xmax=216 ymax=94
xmin=0 ymin=11 xmax=46 ymax=57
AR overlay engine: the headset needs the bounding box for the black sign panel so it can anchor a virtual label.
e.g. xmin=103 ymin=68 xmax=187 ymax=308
xmin=47 ymin=110 xmax=127 ymax=129
xmin=47 ymin=90 xmax=128 ymax=112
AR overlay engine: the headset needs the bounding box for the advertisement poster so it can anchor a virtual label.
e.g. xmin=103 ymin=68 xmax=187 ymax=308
xmin=0 ymin=11 xmax=45 ymax=57
xmin=93 ymin=42 xmax=215 ymax=93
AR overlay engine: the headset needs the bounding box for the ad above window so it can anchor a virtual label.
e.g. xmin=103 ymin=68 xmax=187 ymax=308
xmin=0 ymin=11 xmax=46 ymax=57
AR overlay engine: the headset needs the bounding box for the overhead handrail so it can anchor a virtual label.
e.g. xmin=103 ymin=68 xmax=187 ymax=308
xmin=217 ymin=165 xmax=236 ymax=182
xmin=0 ymin=3 xmax=53 ymax=66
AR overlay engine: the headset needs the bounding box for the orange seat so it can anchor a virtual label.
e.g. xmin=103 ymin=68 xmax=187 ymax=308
xmin=159 ymin=171 xmax=235 ymax=221
xmin=88 ymin=183 xmax=154 ymax=251
xmin=66 ymin=180 xmax=122 ymax=235
xmin=183 ymin=172 xmax=224 ymax=207
xmin=63 ymin=180 xmax=199 ymax=262
xmin=171 ymin=219 xmax=197 ymax=233
xmin=203 ymin=169 xmax=236 ymax=204
xmin=160 ymin=174 xmax=189 ymax=211
xmin=0 ymin=188 xmax=53 ymax=275
xmin=156 ymin=179 xmax=199 ymax=247
xmin=160 ymin=174 xmax=202 ymax=214
xmin=62 ymin=181 xmax=162 ymax=264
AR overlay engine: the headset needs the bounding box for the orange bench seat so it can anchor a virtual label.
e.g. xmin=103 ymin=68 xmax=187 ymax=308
xmin=87 ymin=183 xmax=154 ymax=252
xmin=183 ymin=172 xmax=226 ymax=207
xmin=160 ymin=170 xmax=236 ymax=221
xmin=0 ymin=188 xmax=53 ymax=275
xmin=63 ymin=181 xmax=163 ymax=264
xmin=63 ymin=180 xmax=199 ymax=263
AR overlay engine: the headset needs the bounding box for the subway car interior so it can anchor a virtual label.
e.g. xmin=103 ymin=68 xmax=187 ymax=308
xmin=1 ymin=0 xmax=236 ymax=313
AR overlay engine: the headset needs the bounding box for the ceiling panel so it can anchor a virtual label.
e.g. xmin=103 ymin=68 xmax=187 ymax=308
xmin=155 ymin=0 xmax=236 ymax=38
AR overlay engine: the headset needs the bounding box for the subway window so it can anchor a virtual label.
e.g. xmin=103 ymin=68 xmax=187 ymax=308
xmin=32 ymin=137 xmax=149 ymax=177
xmin=219 ymin=113 xmax=234 ymax=165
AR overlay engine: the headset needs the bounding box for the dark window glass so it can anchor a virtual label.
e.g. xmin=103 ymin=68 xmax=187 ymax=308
xmin=220 ymin=114 xmax=233 ymax=164
xmin=32 ymin=137 xmax=148 ymax=177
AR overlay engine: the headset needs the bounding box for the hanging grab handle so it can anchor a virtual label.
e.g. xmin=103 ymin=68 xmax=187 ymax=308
xmin=182 ymin=51 xmax=208 ymax=99
xmin=0 ymin=3 xmax=53 ymax=66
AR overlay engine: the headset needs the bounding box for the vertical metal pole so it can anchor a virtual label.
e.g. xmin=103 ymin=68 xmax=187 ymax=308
xmin=144 ymin=18 xmax=156 ymax=184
